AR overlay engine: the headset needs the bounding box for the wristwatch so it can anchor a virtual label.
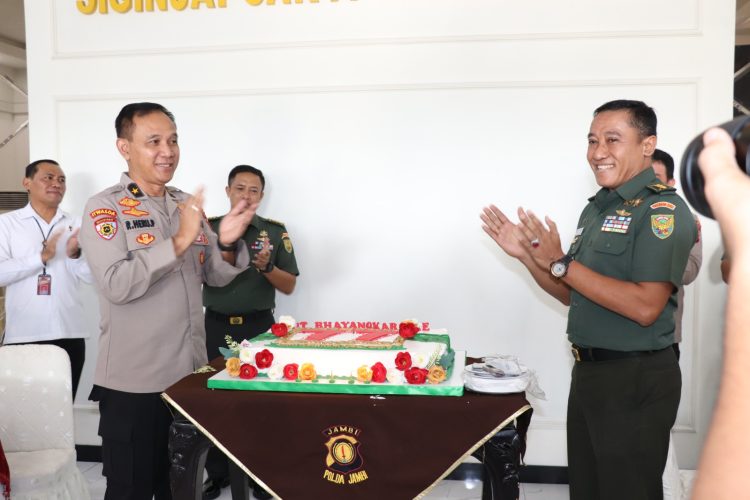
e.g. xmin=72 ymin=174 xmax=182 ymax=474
xmin=217 ymin=239 xmax=238 ymax=252
xmin=550 ymin=254 xmax=573 ymax=279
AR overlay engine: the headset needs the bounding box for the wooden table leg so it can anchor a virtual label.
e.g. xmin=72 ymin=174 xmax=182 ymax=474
xmin=169 ymin=413 xmax=211 ymax=500
xmin=472 ymin=424 xmax=523 ymax=500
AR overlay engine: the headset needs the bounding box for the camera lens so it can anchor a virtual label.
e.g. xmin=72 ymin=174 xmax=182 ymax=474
xmin=680 ymin=115 xmax=750 ymax=219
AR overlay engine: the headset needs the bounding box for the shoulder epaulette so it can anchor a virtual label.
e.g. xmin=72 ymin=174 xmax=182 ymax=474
xmin=261 ymin=216 xmax=286 ymax=227
xmin=166 ymin=185 xmax=183 ymax=194
xmin=646 ymin=183 xmax=676 ymax=194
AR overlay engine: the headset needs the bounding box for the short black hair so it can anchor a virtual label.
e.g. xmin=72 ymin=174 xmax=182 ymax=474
xmin=593 ymin=100 xmax=657 ymax=139
xmin=228 ymin=165 xmax=265 ymax=191
xmin=652 ymin=148 xmax=675 ymax=180
xmin=25 ymin=159 xmax=59 ymax=179
xmin=115 ymin=102 xmax=176 ymax=139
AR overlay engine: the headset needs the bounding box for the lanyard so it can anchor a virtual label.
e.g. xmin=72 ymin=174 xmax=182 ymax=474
xmin=32 ymin=217 xmax=59 ymax=274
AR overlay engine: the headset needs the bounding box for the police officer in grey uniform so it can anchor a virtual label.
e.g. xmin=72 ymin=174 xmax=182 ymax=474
xmin=80 ymin=102 xmax=257 ymax=500
xmin=201 ymin=165 xmax=299 ymax=499
xmin=481 ymin=100 xmax=696 ymax=500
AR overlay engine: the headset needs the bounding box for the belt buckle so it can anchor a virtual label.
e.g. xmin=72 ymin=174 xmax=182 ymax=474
xmin=229 ymin=316 xmax=243 ymax=325
xmin=571 ymin=346 xmax=581 ymax=362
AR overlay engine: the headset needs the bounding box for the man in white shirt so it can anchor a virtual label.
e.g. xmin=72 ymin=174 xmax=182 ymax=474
xmin=0 ymin=159 xmax=93 ymax=398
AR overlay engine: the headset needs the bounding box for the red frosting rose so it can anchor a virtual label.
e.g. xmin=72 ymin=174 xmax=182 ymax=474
xmin=283 ymin=363 xmax=299 ymax=380
xmin=255 ymin=349 xmax=274 ymax=369
xmin=395 ymin=351 xmax=412 ymax=371
xmin=405 ymin=367 xmax=428 ymax=385
xmin=240 ymin=364 xmax=258 ymax=380
xmin=398 ymin=321 xmax=420 ymax=339
xmin=371 ymin=362 xmax=387 ymax=383
xmin=271 ymin=323 xmax=289 ymax=337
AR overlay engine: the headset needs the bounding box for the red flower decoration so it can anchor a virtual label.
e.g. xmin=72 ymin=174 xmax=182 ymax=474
xmin=283 ymin=363 xmax=299 ymax=380
xmin=405 ymin=367 xmax=428 ymax=385
xmin=395 ymin=351 xmax=412 ymax=371
xmin=239 ymin=364 xmax=258 ymax=380
xmin=271 ymin=323 xmax=289 ymax=337
xmin=255 ymin=349 xmax=274 ymax=369
xmin=398 ymin=321 xmax=420 ymax=339
xmin=371 ymin=362 xmax=387 ymax=383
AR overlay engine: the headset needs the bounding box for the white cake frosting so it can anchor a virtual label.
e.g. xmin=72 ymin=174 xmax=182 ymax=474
xmin=238 ymin=336 xmax=447 ymax=381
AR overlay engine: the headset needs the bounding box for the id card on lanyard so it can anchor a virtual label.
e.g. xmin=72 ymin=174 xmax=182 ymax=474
xmin=37 ymin=273 xmax=51 ymax=295
xmin=33 ymin=216 xmax=58 ymax=296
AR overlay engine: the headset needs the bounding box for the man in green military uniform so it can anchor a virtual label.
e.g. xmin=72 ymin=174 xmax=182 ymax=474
xmin=480 ymin=100 xmax=696 ymax=500
xmin=202 ymin=164 xmax=299 ymax=499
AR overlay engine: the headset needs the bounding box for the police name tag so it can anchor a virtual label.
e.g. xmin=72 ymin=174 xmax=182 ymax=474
xmin=601 ymin=215 xmax=632 ymax=234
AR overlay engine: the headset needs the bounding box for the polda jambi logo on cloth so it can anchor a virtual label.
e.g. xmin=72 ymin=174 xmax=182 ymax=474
xmin=321 ymin=425 xmax=369 ymax=486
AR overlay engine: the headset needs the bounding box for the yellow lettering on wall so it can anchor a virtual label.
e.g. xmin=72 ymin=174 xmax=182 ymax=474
xmin=170 ymin=0 xmax=189 ymax=10
xmin=111 ymin=0 xmax=132 ymax=13
xmin=145 ymin=0 xmax=169 ymax=11
xmin=76 ymin=0 xmax=97 ymax=14
xmin=79 ymin=0 xmax=350 ymax=14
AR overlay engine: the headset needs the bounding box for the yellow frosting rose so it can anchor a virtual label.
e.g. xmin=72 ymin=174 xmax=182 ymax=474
xmin=226 ymin=357 xmax=241 ymax=378
xmin=299 ymin=363 xmax=317 ymax=381
xmin=356 ymin=365 xmax=373 ymax=382
xmin=427 ymin=365 xmax=446 ymax=384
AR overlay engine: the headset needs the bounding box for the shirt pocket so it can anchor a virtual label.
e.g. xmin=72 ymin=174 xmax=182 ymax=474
xmin=592 ymin=232 xmax=630 ymax=255
xmin=124 ymin=227 xmax=160 ymax=253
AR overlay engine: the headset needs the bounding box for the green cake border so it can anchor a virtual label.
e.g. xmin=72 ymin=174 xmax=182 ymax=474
xmin=207 ymin=351 xmax=465 ymax=397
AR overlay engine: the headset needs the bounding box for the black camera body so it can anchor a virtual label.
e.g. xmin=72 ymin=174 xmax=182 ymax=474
xmin=680 ymin=115 xmax=750 ymax=219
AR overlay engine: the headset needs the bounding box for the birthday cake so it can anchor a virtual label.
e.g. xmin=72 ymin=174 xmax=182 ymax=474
xmin=206 ymin=317 xmax=465 ymax=396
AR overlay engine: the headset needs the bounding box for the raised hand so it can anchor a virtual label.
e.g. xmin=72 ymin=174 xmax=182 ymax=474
xmin=41 ymin=229 xmax=64 ymax=265
xmin=480 ymin=204 xmax=529 ymax=259
xmin=66 ymin=227 xmax=82 ymax=258
xmin=517 ymin=207 xmax=565 ymax=269
xmin=174 ymin=187 xmax=205 ymax=256
xmin=251 ymin=237 xmax=271 ymax=271
xmin=218 ymin=199 xmax=258 ymax=247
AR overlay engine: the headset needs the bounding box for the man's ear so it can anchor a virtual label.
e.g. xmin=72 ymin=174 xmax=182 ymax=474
xmin=643 ymin=135 xmax=657 ymax=157
xmin=116 ymin=138 xmax=130 ymax=160
xmin=667 ymin=178 xmax=676 ymax=187
xmin=22 ymin=176 xmax=31 ymax=192
xmin=225 ymin=185 xmax=231 ymax=198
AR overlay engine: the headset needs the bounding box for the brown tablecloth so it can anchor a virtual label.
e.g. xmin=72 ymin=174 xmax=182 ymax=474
xmin=163 ymin=357 xmax=532 ymax=499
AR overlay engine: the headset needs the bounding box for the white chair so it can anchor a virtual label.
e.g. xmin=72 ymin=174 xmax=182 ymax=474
xmin=0 ymin=344 xmax=90 ymax=500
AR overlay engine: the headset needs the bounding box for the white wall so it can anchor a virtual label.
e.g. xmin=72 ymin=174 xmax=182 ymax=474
xmin=25 ymin=0 xmax=735 ymax=469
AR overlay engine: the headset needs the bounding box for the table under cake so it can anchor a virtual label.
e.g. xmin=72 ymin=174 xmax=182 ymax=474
xmin=162 ymin=357 xmax=532 ymax=500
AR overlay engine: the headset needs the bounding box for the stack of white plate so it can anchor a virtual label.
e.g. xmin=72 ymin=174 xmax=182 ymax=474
xmin=464 ymin=356 xmax=530 ymax=394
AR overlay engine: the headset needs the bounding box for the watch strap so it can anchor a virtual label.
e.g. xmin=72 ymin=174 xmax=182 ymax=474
xmin=217 ymin=239 xmax=238 ymax=252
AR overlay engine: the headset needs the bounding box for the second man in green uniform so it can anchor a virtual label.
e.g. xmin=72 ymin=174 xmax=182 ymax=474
xmin=202 ymin=164 xmax=299 ymax=499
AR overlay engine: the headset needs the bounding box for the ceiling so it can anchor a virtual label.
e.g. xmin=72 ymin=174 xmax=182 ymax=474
xmin=1 ymin=1 xmax=750 ymax=68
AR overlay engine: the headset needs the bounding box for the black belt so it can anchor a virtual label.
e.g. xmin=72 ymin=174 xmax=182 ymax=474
xmin=571 ymin=344 xmax=670 ymax=362
xmin=205 ymin=308 xmax=273 ymax=326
